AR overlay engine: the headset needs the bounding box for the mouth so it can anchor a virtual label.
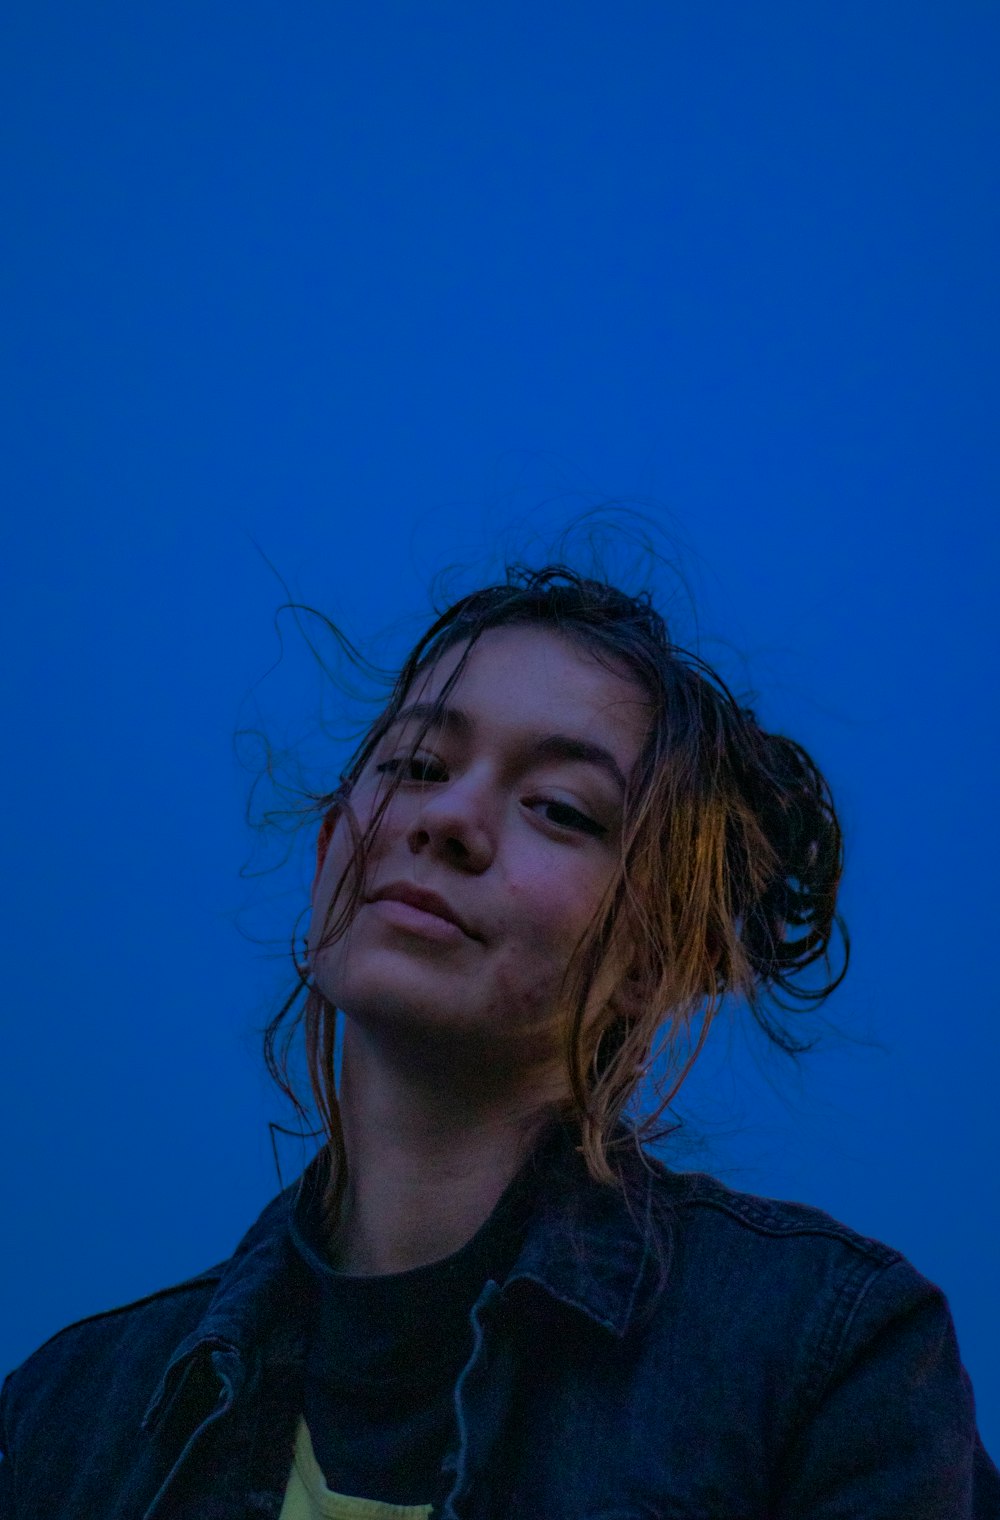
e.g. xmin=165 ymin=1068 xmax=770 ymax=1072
xmin=365 ymin=881 xmax=477 ymax=940
xmin=365 ymin=896 xmax=469 ymax=944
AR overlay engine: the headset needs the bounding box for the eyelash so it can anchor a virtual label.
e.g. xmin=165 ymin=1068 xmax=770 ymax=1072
xmin=373 ymin=756 xmax=608 ymax=838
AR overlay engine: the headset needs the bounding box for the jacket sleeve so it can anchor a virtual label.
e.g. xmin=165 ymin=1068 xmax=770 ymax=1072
xmin=775 ymin=1256 xmax=1000 ymax=1518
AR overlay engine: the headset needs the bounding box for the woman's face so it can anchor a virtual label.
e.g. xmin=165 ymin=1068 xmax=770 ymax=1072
xmin=307 ymin=624 xmax=651 ymax=1088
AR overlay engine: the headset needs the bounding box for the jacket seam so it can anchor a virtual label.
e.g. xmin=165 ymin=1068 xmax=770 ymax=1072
xmin=809 ymin=1252 xmax=886 ymax=1405
xmin=671 ymin=1191 xmax=903 ymax=1265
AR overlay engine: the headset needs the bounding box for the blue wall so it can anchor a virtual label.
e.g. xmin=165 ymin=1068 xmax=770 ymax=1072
xmin=2 ymin=1 xmax=997 ymax=1452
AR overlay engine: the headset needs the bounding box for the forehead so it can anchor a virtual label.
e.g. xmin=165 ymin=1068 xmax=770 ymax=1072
xmin=404 ymin=624 xmax=650 ymax=761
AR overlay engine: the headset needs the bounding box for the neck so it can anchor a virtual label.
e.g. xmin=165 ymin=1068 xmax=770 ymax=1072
xmin=326 ymin=1019 xmax=561 ymax=1276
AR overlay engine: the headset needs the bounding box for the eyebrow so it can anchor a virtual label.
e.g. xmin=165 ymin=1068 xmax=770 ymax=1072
xmin=383 ymin=701 xmax=629 ymax=795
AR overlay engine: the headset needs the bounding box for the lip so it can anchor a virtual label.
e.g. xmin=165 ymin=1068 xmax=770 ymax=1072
xmin=366 ymin=881 xmax=477 ymax=940
xmin=367 ymin=897 xmax=468 ymax=944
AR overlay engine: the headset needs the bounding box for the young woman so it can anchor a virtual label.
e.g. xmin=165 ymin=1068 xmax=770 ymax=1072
xmin=2 ymin=564 xmax=997 ymax=1519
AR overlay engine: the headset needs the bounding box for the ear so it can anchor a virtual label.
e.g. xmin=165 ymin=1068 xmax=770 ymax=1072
xmin=606 ymin=967 xmax=650 ymax=1024
xmin=596 ymin=933 xmax=654 ymax=1025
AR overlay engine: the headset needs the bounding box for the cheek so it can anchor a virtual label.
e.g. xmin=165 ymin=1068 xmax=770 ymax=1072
xmin=489 ymin=870 xmax=600 ymax=1000
xmin=508 ymin=855 xmax=605 ymax=941
xmin=487 ymin=949 xmax=563 ymax=1028
xmin=308 ymin=826 xmax=366 ymax=956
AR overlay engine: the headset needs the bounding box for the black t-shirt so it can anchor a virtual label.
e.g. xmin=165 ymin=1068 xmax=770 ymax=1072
xmin=288 ymin=1136 xmax=547 ymax=1509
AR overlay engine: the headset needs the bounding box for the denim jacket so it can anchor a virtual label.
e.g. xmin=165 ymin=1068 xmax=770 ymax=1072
xmin=2 ymin=1120 xmax=998 ymax=1519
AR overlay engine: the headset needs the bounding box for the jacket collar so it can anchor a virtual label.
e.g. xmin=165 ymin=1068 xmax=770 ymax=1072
xmin=141 ymin=1115 xmax=673 ymax=1432
xmin=499 ymin=1115 xmax=672 ymax=1336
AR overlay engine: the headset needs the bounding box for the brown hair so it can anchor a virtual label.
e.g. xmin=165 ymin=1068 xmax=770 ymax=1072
xmin=261 ymin=559 xmax=848 ymax=1237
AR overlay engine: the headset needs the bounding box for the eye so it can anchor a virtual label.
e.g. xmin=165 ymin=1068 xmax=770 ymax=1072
xmin=374 ymin=756 xmax=607 ymax=839
xmin=374 ymin=755 xmax=446 ymax=783
xmin=530 ymin=798 xmax=607 ymax=838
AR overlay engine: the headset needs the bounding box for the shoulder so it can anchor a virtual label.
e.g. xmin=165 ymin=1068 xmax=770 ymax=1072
xmin=10 ymin=1259 xmax=227 ymax=1363
xmin=637 ymin=1151 xmax=960 ymax=1393
xmin=637 ymin=1160 xmax=1000 ymax=1508
xmin=636 ymin=1149 xmax=952 ymax=1338
xmin=642 ymin=1149 xmax=908 ymax=1268
xmin=0 ymin=1260 xmax=226 ymax=1444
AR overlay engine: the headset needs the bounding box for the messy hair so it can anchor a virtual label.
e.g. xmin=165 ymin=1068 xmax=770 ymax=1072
xmin=261 ymin=559 xmax=848 ymax=1237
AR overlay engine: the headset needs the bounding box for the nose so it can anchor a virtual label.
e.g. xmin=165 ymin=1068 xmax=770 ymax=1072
xmin=405 ymin=767 xmax=495 ymax=872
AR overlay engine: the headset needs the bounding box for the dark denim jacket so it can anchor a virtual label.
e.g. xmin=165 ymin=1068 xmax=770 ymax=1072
xmin=2 ymin=1121 xmax=998 ymax=1519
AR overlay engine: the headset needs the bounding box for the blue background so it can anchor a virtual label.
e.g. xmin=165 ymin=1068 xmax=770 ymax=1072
xmin=2 ymin=1 xmax=998 ymax=1453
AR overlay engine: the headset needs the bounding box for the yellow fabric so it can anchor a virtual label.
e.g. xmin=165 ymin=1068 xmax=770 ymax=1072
xmin=278 ymin=1415 xmax=435 ymax=1520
